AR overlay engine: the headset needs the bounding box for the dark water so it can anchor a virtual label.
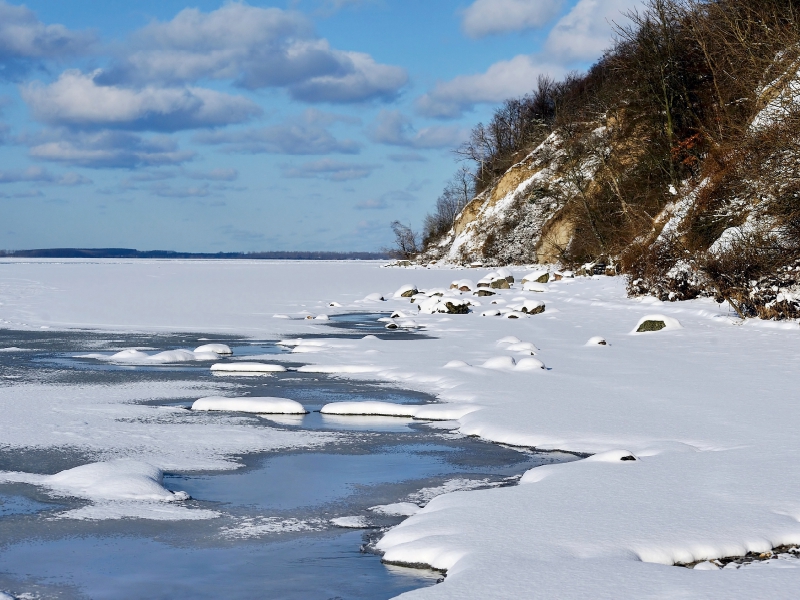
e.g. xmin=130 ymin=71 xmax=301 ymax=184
xmin=0 ymin=320 xmax=577 ymax=600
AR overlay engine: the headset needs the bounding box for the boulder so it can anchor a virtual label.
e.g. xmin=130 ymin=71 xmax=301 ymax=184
xmin=490 ymin=278 xmax=511 ymax=289
xmin=394 ymin=284 xmax=418 ymax=298
xmin=475 ymin=289 xmax=496 ymax=297
xmin=522 ymin=270 xmax=549 ymax=284
xmin=520 ymin=300 xmax=545 ymax=315
xmin=445 ymin=301 xmax=470 ymax=315
xmin=636 ymin=319 xmax=666 ymax=332
xmin=496 ymin=267 xmax=515 ymax=284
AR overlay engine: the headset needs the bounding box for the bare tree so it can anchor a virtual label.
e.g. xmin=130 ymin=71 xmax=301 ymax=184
xmin=387 ymin=221 xmax=419 ymax=260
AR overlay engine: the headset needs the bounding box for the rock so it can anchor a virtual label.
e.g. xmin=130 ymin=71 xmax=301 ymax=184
xmin=385 ymin=322 xmax=399 ymax=329
xmin=636 ymin=320 xmax=666 ymax=332
xmin=496 ymin=267 xmax=515 ymax=283
xmin=490 ymin=279 xmax=511 ymax=289
xmin=481 ymin=309 xmax=501 ymax=316
xmin=396 ymin=260 xmax=411 ymax=267
xmin=445 ymin=301 xmax=470 ymax=315
xmin=586 ymin=336 xmax=607 ymax=346
xmin=520 ymin=300 xmax=545 ymax=315
xmin=394 ymin=284 xmax=418 ymax=298
xmin=552 ymin=273 xmax=563 ymax=281
xmin=475 ymin=289 xmax=496 ymax=297
xmin=522 ymin=270 xmax=549 ymax=284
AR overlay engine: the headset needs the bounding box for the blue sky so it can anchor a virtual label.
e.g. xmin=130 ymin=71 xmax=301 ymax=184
xmin=0 ymin=0 xmax=639 ymax=252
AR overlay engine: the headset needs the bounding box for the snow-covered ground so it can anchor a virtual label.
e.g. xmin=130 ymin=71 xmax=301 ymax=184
xmin=2 ymin=258 xmax=800 ymax=598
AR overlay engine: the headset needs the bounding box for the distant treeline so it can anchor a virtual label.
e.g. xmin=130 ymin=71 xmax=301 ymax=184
xmin=0 ymin=248 xmax=389 ymax=260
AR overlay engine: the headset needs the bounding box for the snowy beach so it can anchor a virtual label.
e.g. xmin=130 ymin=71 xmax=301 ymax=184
xmin=2 ymin=258 xmax=800 ymax=598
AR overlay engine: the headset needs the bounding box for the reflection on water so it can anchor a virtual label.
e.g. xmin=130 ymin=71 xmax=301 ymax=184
xmin=0 ymin=531 xmax=440 ymax=600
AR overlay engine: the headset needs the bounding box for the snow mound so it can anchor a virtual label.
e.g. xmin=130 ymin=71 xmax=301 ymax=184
xmin=82 ymin=348 xmax=219 ymax=363
xmin=320 ymin=401 xmax=481 ymax=420
xmin=586 ymin=449 xmax=638 ymax=462
xmin=272 ymin=314 xmax=290 ymax=319
xmin=482 ymin=356 xmax=517 ymax=370
xmin=515 ymin=357 xmax=546 ymax=371
xmin=370 ymin=502 xmax=421 ymax=516
xmin=522 ymin=282 xmax=547 ymax=292
xmin=193 ymin=343 xmax=232 ymax=355
xmin=0 ymin=459 xmax=187 ymax=503
xmin=328 ymin=301 xmax=342 ymax=307
xmin=504 ymin=311 xmax=527 ymax=319
xmin=481 ymin=309 xmax=501 ymax=317
xmin=331 ymin=516 xmax=370 ymax=528
xmin=210 ymin=362 xmax=287 ymax=373
xmin=314 ymin=314 xmax=329 ymax=320
xmin=444 ymin=360 xmax=470 ymax=368
xmin=506 ymin=342 xmax=538 ymax=354
xmin=632 ymin=314 xmax=683 ymax=334
xmin=364 ymin=293 xmax=385 ymax=302
xmin=497 ymin=336 xmax=521 ymax=345
xmin=586 ymin=336 xmax=608 ymax=346
xmin=191 ymin=396 xmax=307 ymax=414
xmin=693 ymin=561 xmax=721 ymax=570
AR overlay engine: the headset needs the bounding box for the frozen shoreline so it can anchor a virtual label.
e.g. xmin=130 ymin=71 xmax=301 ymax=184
xmin=3 ymin=259 xmax=800 ymax=598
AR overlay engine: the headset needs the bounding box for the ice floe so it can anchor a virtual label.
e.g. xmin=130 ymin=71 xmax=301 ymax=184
xmin=191 ymin=396 xmax=307 ymax=414
xmin=193 ymin=343 xmax=232 ymax=355
xmin=210 ymin=362 xmax=287 ymax=373
xmin=370 ymin=502 xmax=421 ymax=516
xmin=320 ymin=401 xmax=481 ymax=420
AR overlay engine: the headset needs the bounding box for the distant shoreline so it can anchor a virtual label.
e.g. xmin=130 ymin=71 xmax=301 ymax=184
xmin=0 ymin=248 xmax=389 ymax=260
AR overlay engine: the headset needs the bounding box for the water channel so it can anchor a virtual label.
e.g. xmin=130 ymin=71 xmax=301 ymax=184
xmin=0 ymin=316 xmax=578 ymax=599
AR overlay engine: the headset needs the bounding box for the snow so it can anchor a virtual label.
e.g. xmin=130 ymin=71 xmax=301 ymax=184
xmin=0 ymin=459 xmax=218 ymax=521
xmin=81 ymin=348 xmax=220 ymax=363
xmin=331 ymin=516 xmax=370 ymax=528
xmin=191 ymin=396 xmax=308 ymax=414
xmin=193 ymin=343 xmax=232 ymax=355
xmin=320 ymin=401 xmax=481 ymax=421
xmin=370 ymin=502 xmax=421 ymax=517
xmin=586 ymin=336 xmax=607 ymax=346
xmin=210 ymin=362 xmax=287 ymax=373
xmin=5 ymin=259 xmax=800 ymax=596
xmin=394 ymin=284 xmax=418 ymax=298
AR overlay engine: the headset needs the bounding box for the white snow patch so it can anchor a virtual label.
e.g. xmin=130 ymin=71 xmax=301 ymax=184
xmin=191 ymin=396 xmax=307 ymax=414
xmin=331 ymin=516 xmax=370 ymax=528
xmin=210 ymin=362 xmax=287 ymax=373
xmin=369 ymin=502 xmax=421 ymax=517
xmin=193 ymin=343 xmax=232 ymax=355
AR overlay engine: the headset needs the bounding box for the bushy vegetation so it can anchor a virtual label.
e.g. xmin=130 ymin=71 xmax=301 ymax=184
xmin=398 ymin=0 xmax=800 ymax=319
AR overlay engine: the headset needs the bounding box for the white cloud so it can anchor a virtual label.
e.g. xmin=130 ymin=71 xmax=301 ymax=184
xmin=194 ymin=109 xmax=361 ymax=155
xmin=0 ymin=1 xmax=94 ymax=64
xmin=461 ymin=0 xmax=564 ymax=38
xmin=102 ymin=3 xmax=407 ymax=103
xmin=368 ymin=110 xmax=468 ymax=148
xmin=21 ymin=70 xmax=261 ymax=131
xmin=27 ymin=130 xmax=195 ymax=168
xmin=416 ymin=54 xmax=565 ymax=118
xmin=0 ymin=165 xmax=91 ymax=186
xmin=282 ymin=158 xmax=380 ymax=181
xmin=545 ymin=0 xmax=641 ymax=61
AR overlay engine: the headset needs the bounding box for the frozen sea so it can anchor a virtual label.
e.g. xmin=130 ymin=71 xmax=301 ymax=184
xmin=0 ymin=319 xmax=574 ymax=599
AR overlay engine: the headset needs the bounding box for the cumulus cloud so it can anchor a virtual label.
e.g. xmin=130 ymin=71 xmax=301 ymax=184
xmin=0 ymin=1 xmax=95 ymax=79
xmin=22 ymin=70 xmax=261 ymax=131
xmin=27 ymin=130 xmax=195 ymax=168
xmin=282 ymin=158 xmax=380 ymax=181
xmin=194 ymin=109 xmax=361 ymax=155
xmin=101 ymin=3 xmax=407 ymax=103
xmin=0 ymin=165 xmax=91 ymax=186
xmin=368 ymin=110 xmax=468 ymax=148
xmin=545 ymin=0 xmax=641 ymax=61
xmin=416 ymin=54 xmax=565 ymax=118
xmin=461 ymin=0 xmax=564 ymax=38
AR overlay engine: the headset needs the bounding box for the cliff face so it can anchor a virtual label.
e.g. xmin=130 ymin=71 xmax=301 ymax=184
xmin=424 ymin=131 xmax=594 ymax=266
